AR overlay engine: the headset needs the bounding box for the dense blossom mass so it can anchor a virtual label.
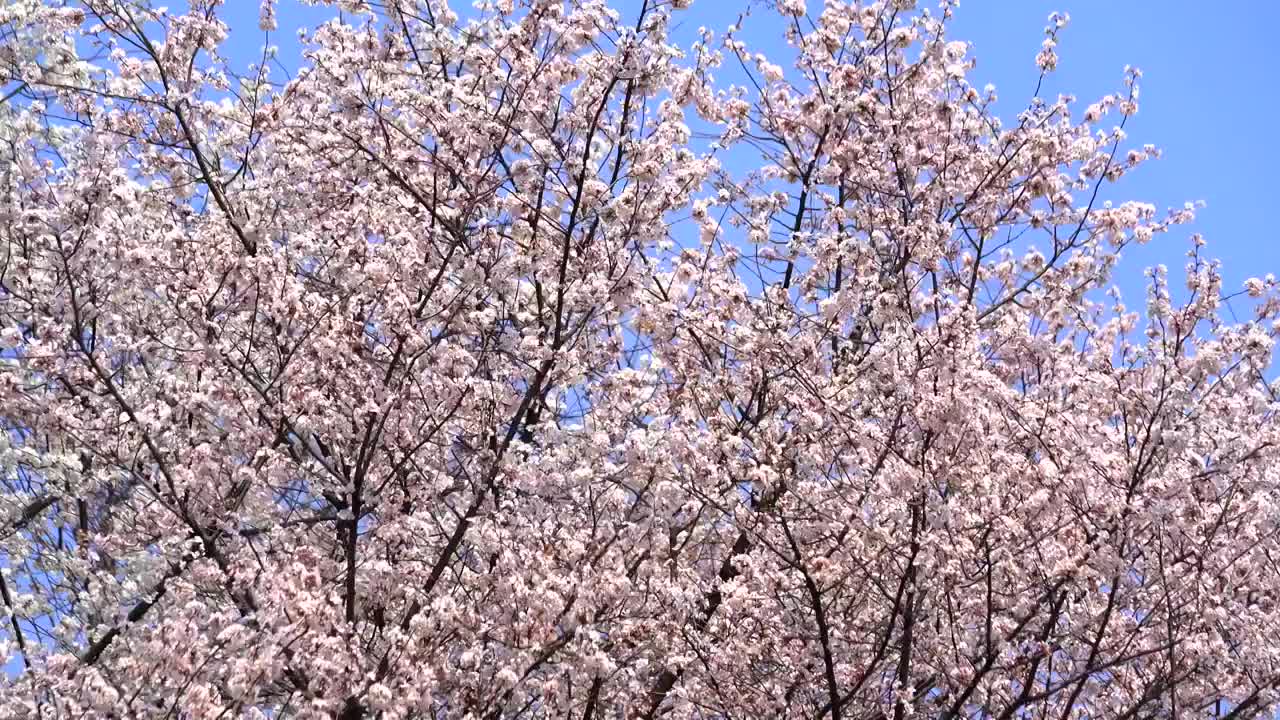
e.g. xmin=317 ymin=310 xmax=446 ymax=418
xmin=1 ymin=0 xmax=1278 ymax=718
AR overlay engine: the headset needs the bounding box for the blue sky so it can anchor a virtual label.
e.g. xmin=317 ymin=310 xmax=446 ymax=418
xmin=947 ymin=0 xmax=1280 ymax=310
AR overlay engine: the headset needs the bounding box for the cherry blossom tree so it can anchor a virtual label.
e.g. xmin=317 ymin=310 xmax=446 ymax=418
xmin=2 ymin=0 xmax=1279 ymax=718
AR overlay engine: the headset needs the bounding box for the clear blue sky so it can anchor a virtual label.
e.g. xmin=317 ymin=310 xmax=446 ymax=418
xmin=219 ymin=0 xmax=1280 ymax=311
xmin=947 ymin=0 xmax=1280 ymax=310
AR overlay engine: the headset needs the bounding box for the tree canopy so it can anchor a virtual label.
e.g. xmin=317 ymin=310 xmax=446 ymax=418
xmin=1 ymin=1 xmax=1278 ymax=718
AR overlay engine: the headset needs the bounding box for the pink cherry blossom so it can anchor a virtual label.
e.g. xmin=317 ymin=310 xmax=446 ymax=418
xmin=1 ymin=1 xmax=1278 ymax=719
